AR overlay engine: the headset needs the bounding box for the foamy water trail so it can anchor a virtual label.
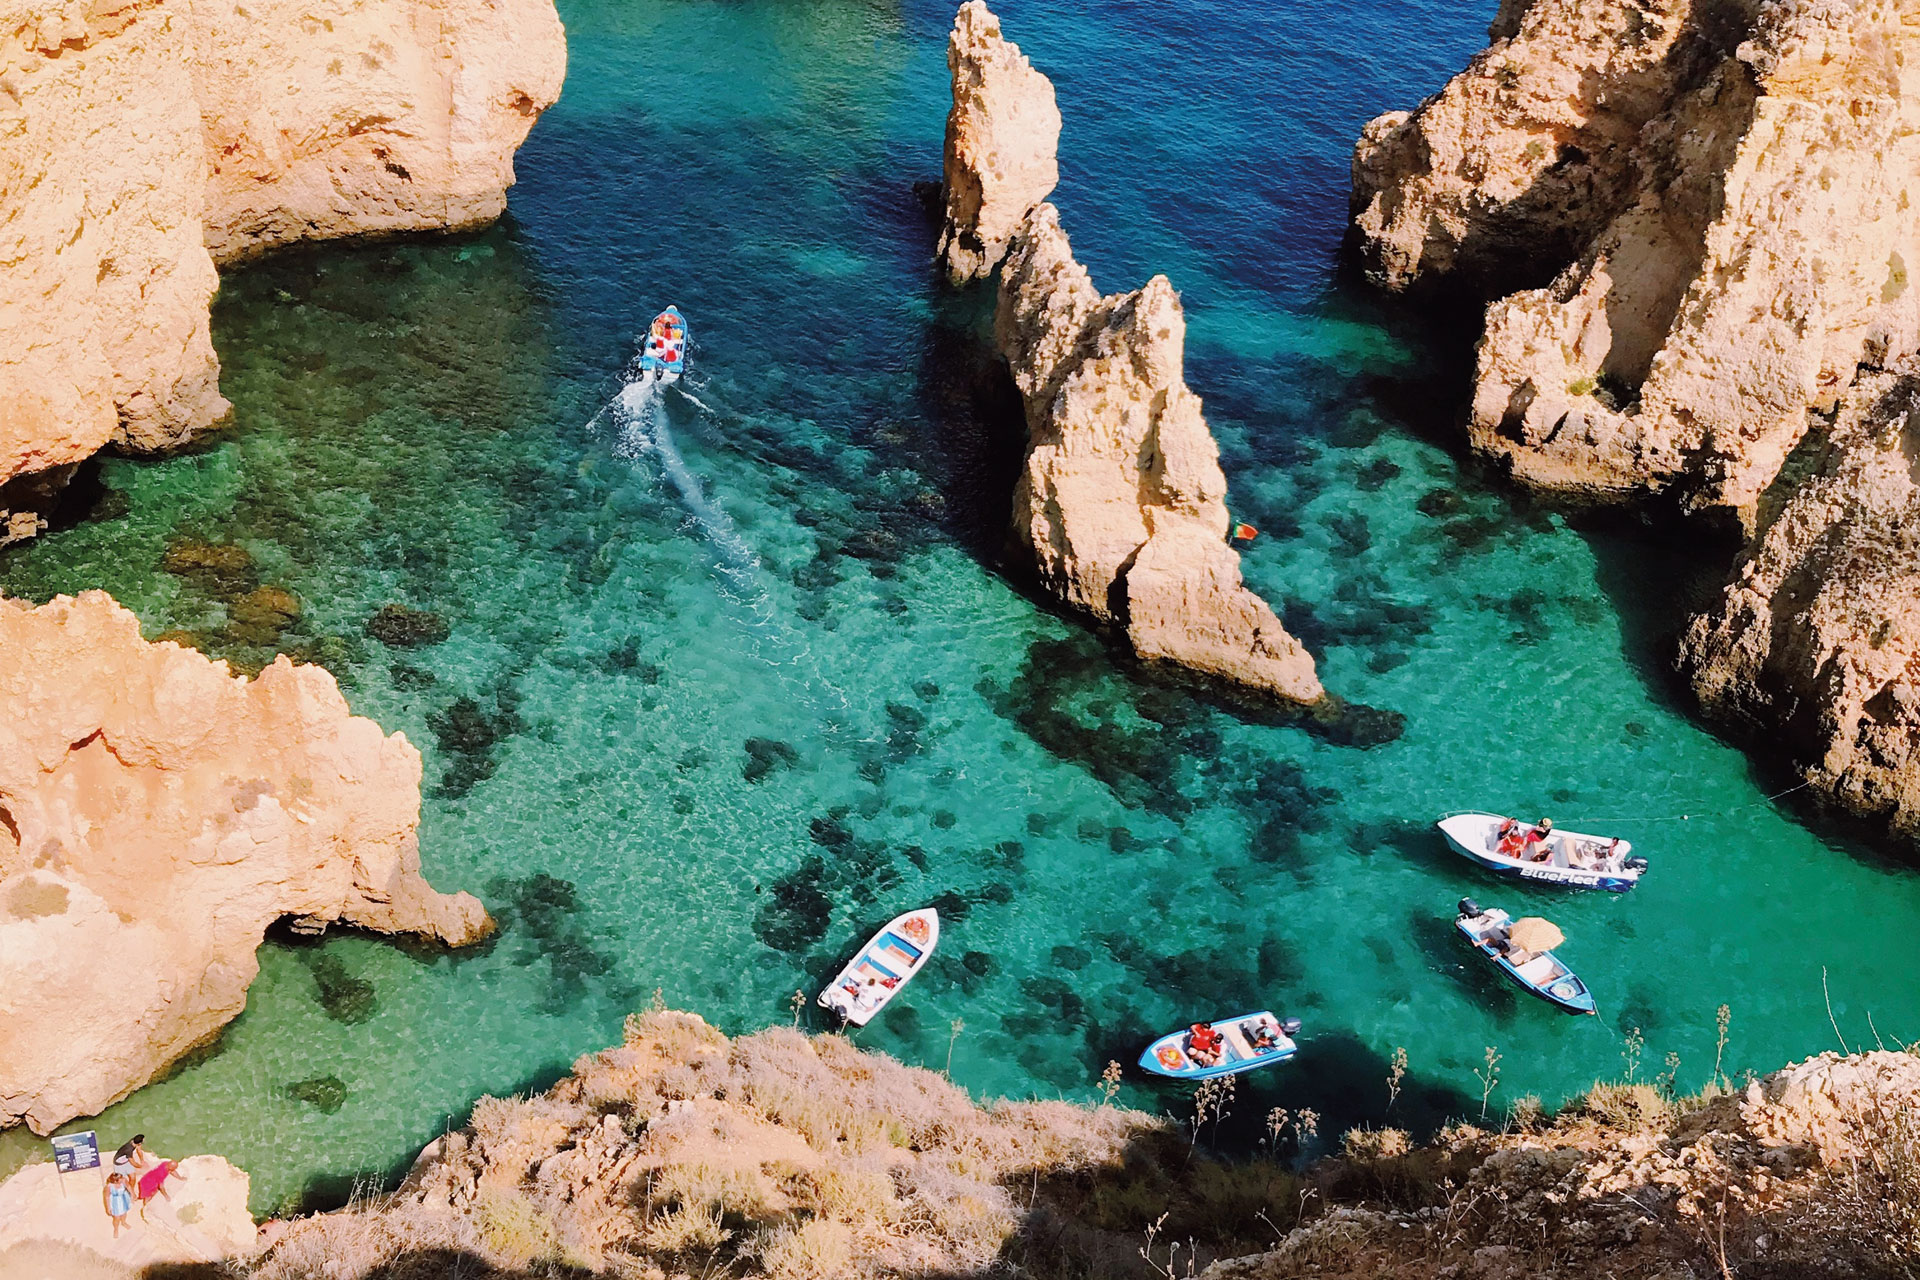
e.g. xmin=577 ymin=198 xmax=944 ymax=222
xmin=610 ymin=371 xmax=855 ymax=724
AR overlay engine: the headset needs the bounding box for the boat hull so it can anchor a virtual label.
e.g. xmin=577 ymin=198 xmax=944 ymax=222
xmin=1455 ymin=912 xmax=1597 ymax=1015
xmin=1137 ymin=1010 xmax=1299 ymax=1080
xmin=817 ymin=908 xmax=938 ymax=1026
xmin=1437 ymin=812 xmax=1641 ymax=893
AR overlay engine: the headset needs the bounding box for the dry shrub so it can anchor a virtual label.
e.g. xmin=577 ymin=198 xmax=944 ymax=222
xmin=656 ymin=1159 xmax=783 ymax=1225
xmin=1572 ymin=1081 xmax=1671 ymax=1130
xmin=758 ymin=1218 xmax=853 ymax=1280
xmin=476 ymin=1188 xmax=558 ymax=1267
xmin=1808 ymin=1083 xmax=1920 ymax=1271
xmin=646 ymin=1203 xmax=731 ymax=1255
xmin=798 ymin=1161 xmax=897 ymax=1228
xmin=1341 ymin=1127 xmax=1411 ymax=1161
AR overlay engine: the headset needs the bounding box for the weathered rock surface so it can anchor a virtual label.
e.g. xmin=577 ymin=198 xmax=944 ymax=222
xmin=0 ymin=592 xmax=489 ymax=1134
xmin=0 ymin=1154 xmax=255 ymax=1276
xmin=193 ymin=0 xmax=567 ymax=262
xmin=1679 ymin=368 xmax=1920 ymax=837
xmin=1354 ymin=0 xmax=1920 ymax=519
xmin=0 ymin=0 xmax=565 ymax=540
xmin=936 ymin=0 xmax=1059 ymax=283
xmin=0 ymin=0 xmax=230 ymax=540
xmin=996 ymin=204 xmax=1323 ymax=705
xmin=1205 ymin=1049 xmax=1920 ymax=1279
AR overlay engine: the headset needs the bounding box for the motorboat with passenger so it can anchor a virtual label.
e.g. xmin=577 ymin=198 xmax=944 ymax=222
xmin=1455 ymin=899 xmax=1597 ymax=1015
xmin=1138 ymin=1011 xmax=1302 ymax=1080
xmin=1437 ymin=811 xmax=1646 ymax=892
xmin=817 ymin=908 xmax=938 ymax=1026
xmin=640 ymin=306 xmax=688 ymax=379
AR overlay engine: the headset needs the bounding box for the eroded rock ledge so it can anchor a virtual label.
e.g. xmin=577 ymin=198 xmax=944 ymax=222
xmin=0 ymin=0 xmax=566 ymax=544
xmin=1680 ymin=367 xmax=1920 ymax=838
xmin=996 ymin=205 xmax=1324 ymax=706
xmin=1353 ymin=0 xmax=1919 ymax=519
xmin=0 ymin=591 xmax=489 ymax=1134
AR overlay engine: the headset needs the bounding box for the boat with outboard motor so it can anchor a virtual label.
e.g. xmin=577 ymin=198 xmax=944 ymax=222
xmin=640 ymin=306 xmax=688 ymax=378
xmin=1138 ymin=1011 xmax=1302 ymax=1080
xmin=1437 ymin=811 xmax=1646 ymax=892
xmin=1455 ymin=899 xmax=1597 ymax=1015
xmin=817 ymin=907 xmax=938 ymax=1026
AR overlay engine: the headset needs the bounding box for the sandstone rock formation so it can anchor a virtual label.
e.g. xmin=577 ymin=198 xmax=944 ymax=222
xmin=0 ymin=591 xmax=490 ymax=1134
xmin=0 ymin=1153 xmax=256 ymax=1276
xmin=996 ymin=204 xmax=1323 ymax=705
xmin=936 ymin=0 xmax=1059 ymax=283
xmin=1679 ymin=367 xmax=1920 ymax=837
xmin=1353 ymin=0 xmax=1920 ymax=518
xmin=0 ymin=0 xmax=566 ymax=543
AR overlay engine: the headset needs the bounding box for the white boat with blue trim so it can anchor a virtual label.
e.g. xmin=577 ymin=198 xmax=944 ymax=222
xmin=817 ymin=907 xmax=938 ymax=1026
xmin=1137 ymin=1011 xmax=1301 ymax=1080
xmin=639 ymin=306 xmax=687 ymax=379
xmin=1455 ymin=899 xmax=1597 ymax=1016
xmin=1437 ymin=811 xmax=1646 ymax=892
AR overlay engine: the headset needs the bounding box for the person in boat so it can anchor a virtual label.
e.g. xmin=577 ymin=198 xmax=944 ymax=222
xmin=1246 ymin=1019 xmax=1282 ymax=1052
xmin=1187 ymin=1021 xmax=1225 ymax=1067
xmin=1524 ymin=818 xmax=1555 ymax=862
xmin=1494 ymin=817 xmax=1526 ymax=858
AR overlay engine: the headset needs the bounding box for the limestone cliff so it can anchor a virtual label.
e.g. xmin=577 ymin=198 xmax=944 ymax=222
xmin=1679 ymin=368 xmax=1920 ymax=838
xmin=0 ymin=591 xmax=490 ymax=1134
xmin=996 ymin=205 xmax=1324 ymax=706
xmin=936 ymin=0 xmax=1059 ymax=284
xmin=0 ymin=0 xmax=565 ymax=543
xmin=1353 ymin=0 xmax=1920 ymax=519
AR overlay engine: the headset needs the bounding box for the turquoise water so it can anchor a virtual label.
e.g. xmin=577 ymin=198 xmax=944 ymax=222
xmin=6 ymin=0 xmax=1920 ymax=1213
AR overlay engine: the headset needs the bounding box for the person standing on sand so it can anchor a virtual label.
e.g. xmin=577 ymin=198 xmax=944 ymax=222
xmin=104 ymin=1171 xmax=135 ymax=1237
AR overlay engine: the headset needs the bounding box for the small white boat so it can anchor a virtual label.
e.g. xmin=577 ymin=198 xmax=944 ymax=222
xmin=1437 ymin=811 xmax=1646 ymax=892
xmin=817 ymin=908 xmax=938 ymax=1026
xmin=1138 ymin=1011 xmax=1301 ymax=1080
xmin=1455 ymin=899 xmax=1597 ymax=1015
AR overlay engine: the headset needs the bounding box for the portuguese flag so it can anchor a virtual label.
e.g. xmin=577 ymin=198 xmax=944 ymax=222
xmin=1230 ymin=522 xmax=1258 ymax=542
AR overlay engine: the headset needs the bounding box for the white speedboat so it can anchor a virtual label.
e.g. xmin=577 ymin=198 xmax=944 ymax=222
xmin=1437 ymin=811 xmax=1646 ymax=892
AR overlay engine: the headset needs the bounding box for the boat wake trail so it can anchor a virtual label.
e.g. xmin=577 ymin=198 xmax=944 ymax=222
xmin=608 ymin=369 xmax=854 ymax=723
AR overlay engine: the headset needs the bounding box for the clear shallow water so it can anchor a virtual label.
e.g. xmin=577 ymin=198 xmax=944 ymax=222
xmin=5 ymin=0 xmax=1920 ymax=1214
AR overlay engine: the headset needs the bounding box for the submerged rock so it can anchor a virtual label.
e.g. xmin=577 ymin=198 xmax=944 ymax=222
xmin=366 ymin=603 xmax=452 ymax=647
xmin=0 ymin=592 xmax=489 ymax=1134
xmin=995 ymin=205 xmax=1323 ymax=706
xmin=1679 ymin=368 xmax=1920 ymax=838
xmin=936 ymin=1 xmax=1060 ymax=283
xmin=1353 ymin=0 xmax=1920 ymax=519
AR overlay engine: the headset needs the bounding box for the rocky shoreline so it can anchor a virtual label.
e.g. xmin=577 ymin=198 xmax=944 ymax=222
xmin=3 ymin=1011 xmax=1916 ymax=1279
xmin=1351 ymin=0 xmax=1920 ymax=843
xmin=0 ymin=593 xmax=489 ymax=1134
xmin=0 ymin=0 xmax=567 ymax=545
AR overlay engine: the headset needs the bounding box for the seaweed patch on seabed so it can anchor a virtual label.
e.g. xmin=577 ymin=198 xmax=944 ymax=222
xmin=486 ymin=872 xmax=624 ymax=1014
xmin=305 ymin=951 xmax=377 ymax=1024
xmin=980 ymin=633 xmax=1199 ymax=817
xmin=429 ymin=684 xmax=527 ymax=797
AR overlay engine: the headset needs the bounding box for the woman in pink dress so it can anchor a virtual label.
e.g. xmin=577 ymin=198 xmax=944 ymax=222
xmin=136 ymin=1157 xmax=188 ymax=1215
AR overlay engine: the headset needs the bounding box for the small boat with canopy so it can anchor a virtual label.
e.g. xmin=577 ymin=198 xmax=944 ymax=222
xmin=1137 ymin=1011 xmax=1302 ymax=1080
xmin=1455 ymin=899 xmax=1596 ymax=1015
xmin=1437 ymin=811 xmax=1646 ymax=892
xmin=817 ymin=908 xmax=938 ymax=1026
